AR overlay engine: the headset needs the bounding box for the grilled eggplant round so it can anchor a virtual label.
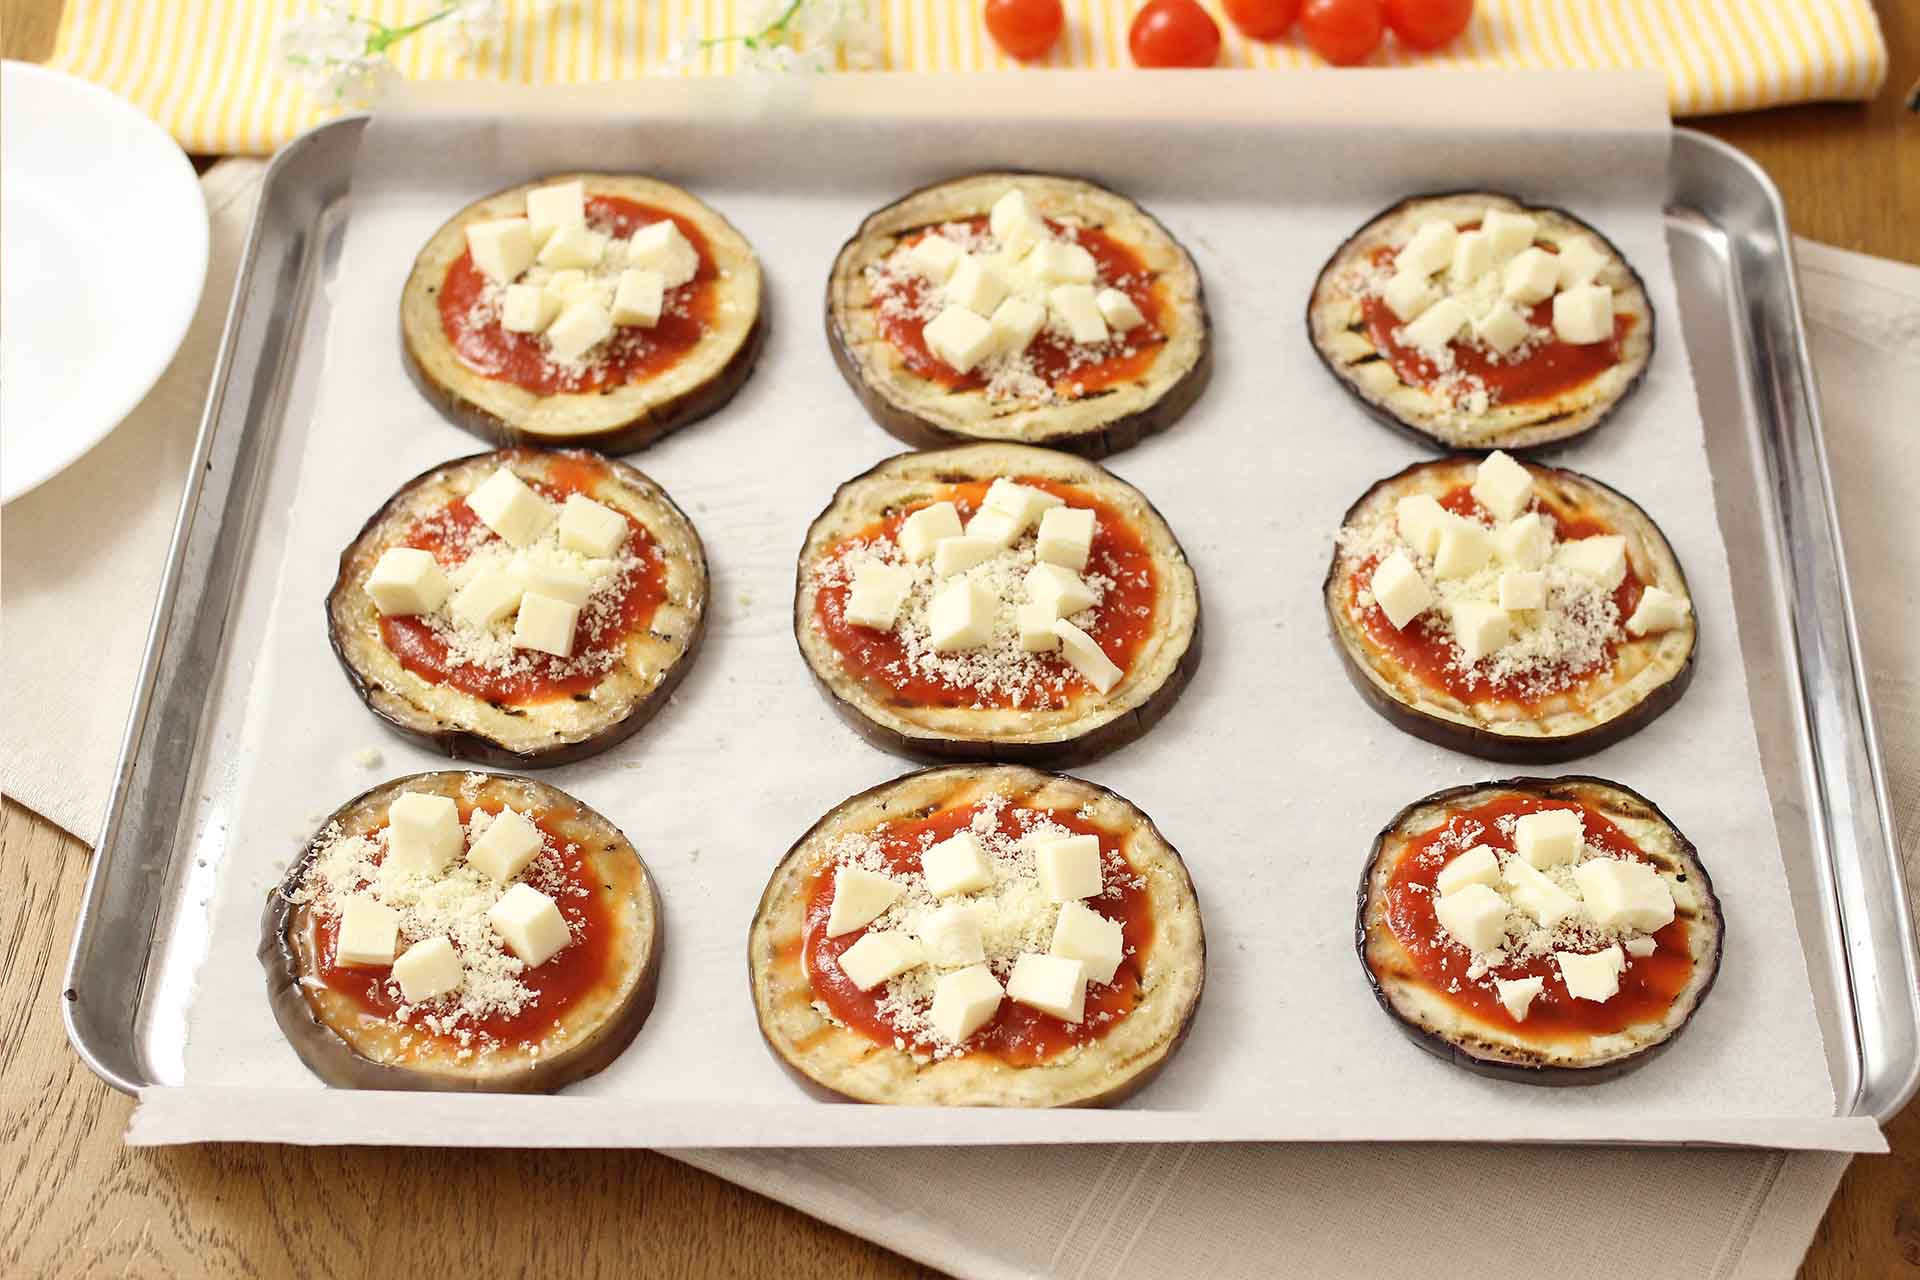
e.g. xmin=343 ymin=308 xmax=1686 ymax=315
xmin=263 ymin=771 xmax=663 ymax=1092
xmin=1324 ymin=455 xmax=1695 ymax=762
xmin=401 ymin=173 xmax=764 ymax=454
xmin=328 ymin=448 xmax=707 ymax=767
xmin=795 ymin=443 xmax=1201 ymax=766
xmin=1357 ymin=776 xmax=1722 ymax=1084
xmin=749 ymin=764 xmax=1206 ymax=1106
xmin=1308 ymin=192 xmax=1653 ymax=451
xmin=826 ymin=172 xmax=1210 ymax=457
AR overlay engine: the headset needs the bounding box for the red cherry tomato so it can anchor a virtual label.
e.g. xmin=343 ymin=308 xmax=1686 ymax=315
xmin=1299 ymin=0 xmax=1384 ymax=64
xmin=985 ymin=0 xmax=1065 ymax=61
xmin=1384 ymin=0 xmax=1472 ymax=49
xmin=1128 ymin=0 xmax=1222 ymax=68
xmin=1222 ymin=0 xmax=1300 ymax=41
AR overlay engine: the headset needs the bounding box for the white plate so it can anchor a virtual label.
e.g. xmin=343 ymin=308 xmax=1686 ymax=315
xmin=1 ymin=61 xmax=208 ymax=504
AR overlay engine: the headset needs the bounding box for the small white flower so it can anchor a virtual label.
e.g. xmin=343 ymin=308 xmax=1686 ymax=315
xmin=273 ymin=7 xmax=396 ymax=107
xmin=663 ymin=30 xmax=707 ymax=72
xmin=438 ymin=0 xmax=506 ymax=54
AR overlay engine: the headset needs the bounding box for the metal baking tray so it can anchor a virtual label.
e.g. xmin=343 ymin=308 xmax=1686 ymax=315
xmin=62 ymin=116 xmax=1918 ymax=1127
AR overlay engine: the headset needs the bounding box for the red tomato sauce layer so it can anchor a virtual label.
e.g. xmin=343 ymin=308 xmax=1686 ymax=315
xmin=814 ymin=478 xmax=1159 ymax=710
xmin=310 ymin=803 xmax=613 ymax=1049
xmin=802 ymin=800 xmax=1152 ymax=1065
xmin=438 ymin=195 xmax=716 ymax=396
xmin=379 ymin=455 xmax=668 ymax=706
xmin=1348 ymin=483 xmax=1644 ymax=710
xmin=873 ymin=217 xmax=1165 ymax=396
xmin=1383 ymin=795 xmax=1692 ymax=1039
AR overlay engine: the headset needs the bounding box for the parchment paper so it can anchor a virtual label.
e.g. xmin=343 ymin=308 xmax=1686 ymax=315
xmin=134 ymin=71 xmax=1876 ymax=1150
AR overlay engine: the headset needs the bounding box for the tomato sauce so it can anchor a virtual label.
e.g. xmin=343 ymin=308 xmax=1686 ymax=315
xmin=873 ymin=217 xmax=1165 ymax=396
xmin=813 ymin=478 xmax=1159 ymax=709
xmin=310 ymin=803 xmax=613 ymax=1049
xmin=438 ymin=195 xmax=716 ymax=395
xmin=802 ymin=801 xmax=1152 ymax=1065
xmin=378 ymin=456 xmax=668 ymax=706
xmin=1382 ymin=795 xmax=1693 ymax=1039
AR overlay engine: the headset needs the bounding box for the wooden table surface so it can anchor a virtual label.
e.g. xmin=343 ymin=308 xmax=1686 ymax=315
xmin=2 ymin=2 xmax=1915 ymax=1276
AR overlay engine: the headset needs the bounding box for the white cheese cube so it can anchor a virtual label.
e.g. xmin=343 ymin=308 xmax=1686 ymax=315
xmin=488 ymin=882 xmax=571 ymax=967
xmin=536 ymin=223 xmax=608 ymax=271
xmin=1397 ymin=220 xmax=1458 ymax=276
xmin=1433 ymin=883 xmax=1509 ymax=953
xmin=1555 ymin=945 xmax=1626 ymax=1002
xmin=945 ymin=254 xmax=1011 ymax=316
xmin=1027 ymin=239 xmax=1096 ymax=285
xmin=988 ymin=295 xmax=1047 ymax=356
xmin=542 ymin=268 xmax=592 ymax=305
xmin=1382 ymin=270 xmax=1439 ymax=323
xmin=923 ymin=305 xmax=996 ymax=374
xmin=964 ymin=506 xmax=1025 ymax=549
xmin=465 ymin=217 xmax=535 ymax=285
xmin=1626 ymin=586 xmax=1691 ymax=636
xmin=932 ymin=534 xmax=996 ymax=577
xmin=928 ymin=963 xmax=1003 ymax=1043
xmin=1482 ymin=208 xmax=1538 ymax=260
xmin=1553 ymin=284 xmax=1615 ymax=344
xmin=334 ymin=897 xmax=401 ymax=967
xmin=981 ymin=477 xmax=1064 ymax=528
xmin=1503 ymin=857 xmax=1580 ymax=929
xmin=1554 ymin=535 xmax=1628 ymax=590
xmin=1096 ymin=287 xmax=1146 ymax=331
xmin=989 ymin=189 xmax=1048 ymax=258
xmin=1435 ymin=844 xmax=1501 ymax=896
xmin=509 ymin=555 xmax=592 ymax=607
xmin=385 ymin=792 xmax=464 ymax=877
xmin=1493 ymin=512 xmax=1552 ymax=569
xmin=1555 ymin=235 xmax=1610 ymax=288
xmin=907 ymin=231 xmax=965 ymax=283
xmin=1503 ymin=247 xmax=1561 ymax=304
xmin=610 ymin=268 xmax=665 ymax=327
xmin=1400 ymin=297 xmax=1469 ymax=355
xmin=626 ymin=219 xmax=699 ymax=289
xmin=1053 ymin=619 xmax=1123 ymax=693
xmin=501 ymin=283 xmax=561 ymax=334
xmin=1433 ymin=518 xmax=1494 ymax=579
xmin=825 ymin=867 xmax=904 ymax=938
xmin=1035 ymin=506 xmax=1096 ymax=571
xmin=524 ymin=180 xmax=586 ymax=246
xmin=1025 ymin=563 xmax=1096 ymax=618
xmin=1049 ymin=284 xmax=1109 ymax=345
xmin=898 ymin=502 xmax=963 ymax=561
xmin=1625 ymin=934 xmax=1659 ymax=958
xmin=392 ymin=936 xmax=463 ymax=1003
xmin=1471 ymin=451 xmax=1534 ymax=522
xmin=1007 ymin=952 xmax=1087 ymax=1023
xmin=1017 ymin=600 xmax=1061 ymax=652
xmin=837 ymin=931 xmax=926 ymax=991
xmin=467 ymin=467 xmax=549 ymax=548
xmin=1447 ymin=601 xmax=1512 ymax=664
xmin=367 ymin=547 xmax=451 ymax=617
xmin=449 ymin=568 xmax=525 ymax=628
xmin=1369 ymin=551 xmax=1433 ymax=631
xmin=920 ymin=902 xmax=986 ymax=968
xmin=1050 ymin=900 xmax=1124 ymax=985
xmin=467 ymin=807 xmax=544 ymax=882
xmin=921 ymin=831 xmax=994 ymax=897
xmin=1449 ymin=230 xmax=1493 ymax=288
xmin=1033 ymin=833 xmax=1103 ymax=902
xmin=512 ymin=591 xmax=580 ymax=658
xmin=844 ymin=563 xmax=914 ymax=631
xmin=545 ymin=298 xmax=615 ymax=363
xmin=927 ymin=578 xmax=995 ymax=652
xmin=1514 ymin=808 xmax=1584 ymax=868
xmin=1499 ymin=570 xmax=1546 ymax=611
xmin=1472 ymin=301 xmax=1531 ymax=355
xmin=557 ymin=494 xmax=628 ymax=558
xmin=1572 ymin=858 xmax=1676 ymax=932
xmin=1495 ymin=976 xmax=1544 ymax=1022
xmin=1395 ymin=493 xmax=1452 ymax=559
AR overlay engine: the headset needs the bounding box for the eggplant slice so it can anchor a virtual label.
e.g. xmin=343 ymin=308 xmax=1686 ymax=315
xmin=795 ymin=443 xmax=1201 ymax=766
xmin=1308 ymin=192 xmax=1653 ymax=451
xmin=401 ymin=173 xmax=764 ymax=454
xmin=1324 ymin=455 xmax=1695 ymax=762
xmin=748 ymin=764 xmax=1206 ymax=1106
xmin=826 ymin=172 xmax=1210 ymax=458
xmin=1357 ymin=776 xmax=1722 ymax=1084
xmin=262 ymin=771 xmax=663 ymax=1092
xmin=328 ymin=448 xmax=707 ymax=767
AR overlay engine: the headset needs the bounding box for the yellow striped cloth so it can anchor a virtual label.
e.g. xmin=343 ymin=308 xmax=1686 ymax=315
xmin=50 ymin=0 xmax=1889 ymax=155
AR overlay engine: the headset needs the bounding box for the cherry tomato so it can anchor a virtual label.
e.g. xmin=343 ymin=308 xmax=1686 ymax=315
xmin=1298 ymin=0 xmax=1383 ymax=65
xmin=1128 ymin=0 xmax=1222 ymax=68
xmin=985 ymin=0 xmax=1065 ymax=61
xmin=1384 ymin=0 xmax=1471 ymax=49
xmin=1222 ymin=0 xmax=1300 ymax=40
